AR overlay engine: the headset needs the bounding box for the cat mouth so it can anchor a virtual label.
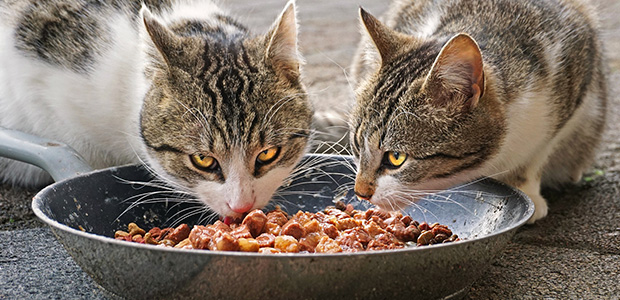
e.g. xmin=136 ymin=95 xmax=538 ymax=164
xmin=221 ymin=216 xmax=242 ymax=225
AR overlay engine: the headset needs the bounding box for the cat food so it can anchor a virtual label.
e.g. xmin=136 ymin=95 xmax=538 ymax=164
xmin=114 ymin=203 xmax=459 ymax=253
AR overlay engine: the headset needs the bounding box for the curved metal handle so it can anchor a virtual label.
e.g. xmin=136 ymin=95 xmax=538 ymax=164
xmin=0 ymin=127 xmax=93 ymax=182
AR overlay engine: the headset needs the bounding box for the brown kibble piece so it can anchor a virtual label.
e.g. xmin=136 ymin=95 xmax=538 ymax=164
xmin=364 ymin=208 xmax=391 ymax=220
xmin=274 ymin=236 xmax=300 ymax=253
xmin=114 ymin=230 xmax=129 ymax=238
xmin=189 ymin=225 xmax=215 ymax=250
xmin=418 ymin=222 xmax=431 ymax=231
xmin=265 ymin=222 xmax=282 ymax=236
xmin=345 ymin=204 xmax=355 ymax=215
xmin=281 ymin=220 xmax=305 ymax=240
xmin=231 ymin=224 xmax=253 ymax=239
xmin=374 ymin=232 xmax=404 ymax=248
xmin=299 ymin=232 xmax=323 ymax=252
xmin=144 ymin=232 xmax=159 ymax=245
xmin=174 ymin=238 xmax=192 ymax=249
xmin=335 ymin=200 xmax=346 ymax=211
xmin=444 ymin=234 xmax=459 ymax=243
xmin=403 ymin=225 xmax=421 ymax=242
xmin=320 ymin=223 xmax=339 ymax=239
xmin=400 ymin=215 xmax=413 ymax=226
xmin=334 ymin=217 xmax=358 ymax=231
xmin=369 ymin=215 xmax=386 ymax=228
xmin=303 ymin=219 xmax=320 ymax=233
xmin=431 ymin=224 xmax=453 ymax=237
xmin=266 ymin=210 xmax=289 ymax=227
xmin=258 ymin=247 xmax=282 ymax=254
xmin=336 ymin=228 xmax=369 ymax=251
xmin=365 ymin=221 xmax=386 ymax=238
xmin=131 ymin=234 xmax=144 ymax=243
xmin=158 ymin=228 xmax=172 ymax=241
xmin=238 ymin=238 xmax=260 ymax=252
xmin=212 ymin=220 xmax=232 ymax=233
xmin=417 ymin=230 xmax=435 ymax=245
xmin=256 ymin=233 xmax=276 ymax=248
xmin=242 ymin=210 xmax=268 ymax=237
xmin=167 ymin=224 xmax=191 ymax=244
xmin=434 ymin=233 xmax=449 ymax=243
xmin=215 ymin=232 xmax=240 ymax=251
xmin=127 ymin=223 xmax=146 ymax=236
xmin=148 ymin=227 xmax=161 ymax=237
xmin=160 ymin=239 xmax=176 ymax=247
xmin=315 ymin=236 xmax=342 ymax=253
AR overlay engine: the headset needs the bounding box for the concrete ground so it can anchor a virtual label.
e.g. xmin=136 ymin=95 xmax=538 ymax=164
xmin=1 ymin=0 xmax=618 ymax=299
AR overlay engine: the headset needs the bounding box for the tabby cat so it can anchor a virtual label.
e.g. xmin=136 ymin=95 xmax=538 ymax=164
xmin=0 ymin=0 xmax=313 ymax=218
xmin=349 ymin=0 xmax=607 ymax=223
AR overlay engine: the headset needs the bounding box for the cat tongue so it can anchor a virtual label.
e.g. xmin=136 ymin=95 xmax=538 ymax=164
xmin=222 ymin=210 xmax=253 ymax=225
xmin=221 ymin=216 xmax=244 ymax=225
xmin=222 ymin=216 xmax=234 ymax=225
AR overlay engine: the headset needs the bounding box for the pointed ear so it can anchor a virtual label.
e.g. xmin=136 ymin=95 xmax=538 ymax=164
xmin=265 ymin=1 xmax=302 ymax=82
xmin=359 ymin=7 xmax=414 ymax=63
xmin=423 ymin=33 xmax=485 ymax=111
xmin=141 ymin=7 xmax=183 ymax=67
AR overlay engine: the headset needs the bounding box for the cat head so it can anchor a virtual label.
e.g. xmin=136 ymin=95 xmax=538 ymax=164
xmin=139 ymin=2 xmax=312 ymax=218
xmin=350 ymin=8 xmax=505 ymax=209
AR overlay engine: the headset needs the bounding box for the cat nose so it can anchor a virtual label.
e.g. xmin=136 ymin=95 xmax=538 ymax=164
xmin=354 ymin=180 xmax=375 ymax=201
xmin=229 ymin=202 xmax=254 ymax=213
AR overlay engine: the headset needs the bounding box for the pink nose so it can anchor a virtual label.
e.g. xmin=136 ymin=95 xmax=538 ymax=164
xmin=229 ymin=202 xmax=254 ymax=213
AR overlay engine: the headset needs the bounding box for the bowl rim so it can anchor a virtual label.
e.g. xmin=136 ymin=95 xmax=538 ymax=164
xmin=31 ymin=154 xmax=535 ymax=259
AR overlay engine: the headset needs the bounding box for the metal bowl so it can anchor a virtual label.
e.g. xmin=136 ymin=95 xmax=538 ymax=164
xmin=1 ymin=128 xmax=533 ymax=299
xmin=33 ymin=157 xmax=532 ymax=300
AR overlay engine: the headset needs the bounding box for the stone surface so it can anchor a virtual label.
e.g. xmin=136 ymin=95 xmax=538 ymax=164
xmin=0 ymin=228 xmax=109 ymax=300
xmin=1 ymin=0 xmax=619 ymax=299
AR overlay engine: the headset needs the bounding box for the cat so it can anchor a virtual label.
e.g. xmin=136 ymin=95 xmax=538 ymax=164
xmin=0 ymin=0 xmax=313 ymax=219
xmin=348 ymin=0 xmax=607 ymax=223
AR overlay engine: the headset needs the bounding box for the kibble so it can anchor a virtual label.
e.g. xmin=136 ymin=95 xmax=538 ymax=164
xmin=115 ymin=202 xmax=460 ymax=252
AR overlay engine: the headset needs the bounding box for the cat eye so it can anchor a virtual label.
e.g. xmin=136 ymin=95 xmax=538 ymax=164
xmin=256 ymin=147 xmax=280 ymax=165
xmin=190 ymin=153 xmax=218 ymax=171
xmin=385 ymin=151 xmax=407 ymax=168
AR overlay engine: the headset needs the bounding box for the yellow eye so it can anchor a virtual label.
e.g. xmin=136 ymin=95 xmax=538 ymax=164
xmin=190 ymin=153 xmax=217 ymax=171
xmin=257 ymin=147 xmax=280 ymax=164
xmin=387 ymin=151 xmax=407 ymax=167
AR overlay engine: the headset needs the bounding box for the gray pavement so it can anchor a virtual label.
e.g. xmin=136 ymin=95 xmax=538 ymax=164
xmin=1 ymin=0 xmax=619 ymax=299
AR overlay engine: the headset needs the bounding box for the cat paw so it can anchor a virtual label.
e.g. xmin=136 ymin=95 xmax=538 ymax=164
xmin=526 ymin=193 xmax=548 ymax=224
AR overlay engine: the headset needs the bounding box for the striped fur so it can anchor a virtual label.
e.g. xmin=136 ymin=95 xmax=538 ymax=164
xmin=0 ymin=0 xmax=312 ymax=218
xmin=350 ymin=0 xmax=607 ymax=223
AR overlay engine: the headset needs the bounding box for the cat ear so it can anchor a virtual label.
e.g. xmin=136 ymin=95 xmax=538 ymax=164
xmin=423 ymin=33 xmax=485 ymax=111
xmin=359 ymin=7 xmax=413 ymax=63
xmin=141 ymin=7 xmax=183 ymax=67
xmin=265 ymin=1 xmax=302 ymax=82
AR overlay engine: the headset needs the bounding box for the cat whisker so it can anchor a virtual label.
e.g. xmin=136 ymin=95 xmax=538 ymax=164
xmin=197 ymin=209 xmax=220 ymax=226
xmin=279 ymin=180 xmax=334 ymax=191
xmin=269 ymin=196 xmax=303 ymax=210
xmin=114 ymin=177 xmax=193 ymax=195
xmin=175 ymin=205 xmax=217 ymax=226
xmin=274 ymin=190 xmax=323 ymax=198
xmin=292 ymin=161 xmax=352 ymax=184
xmin=261 ymin=92 xmax=309 ymax=130
xmin=393 ymin=190 xmax=478 ymax=216
xmin=386 ymin=192 xmax=442 ymax=222
xmin=115 ymin=195 xmax=190 ymax=222
xmin=318 ymin=50 xmax=357 ymax=99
